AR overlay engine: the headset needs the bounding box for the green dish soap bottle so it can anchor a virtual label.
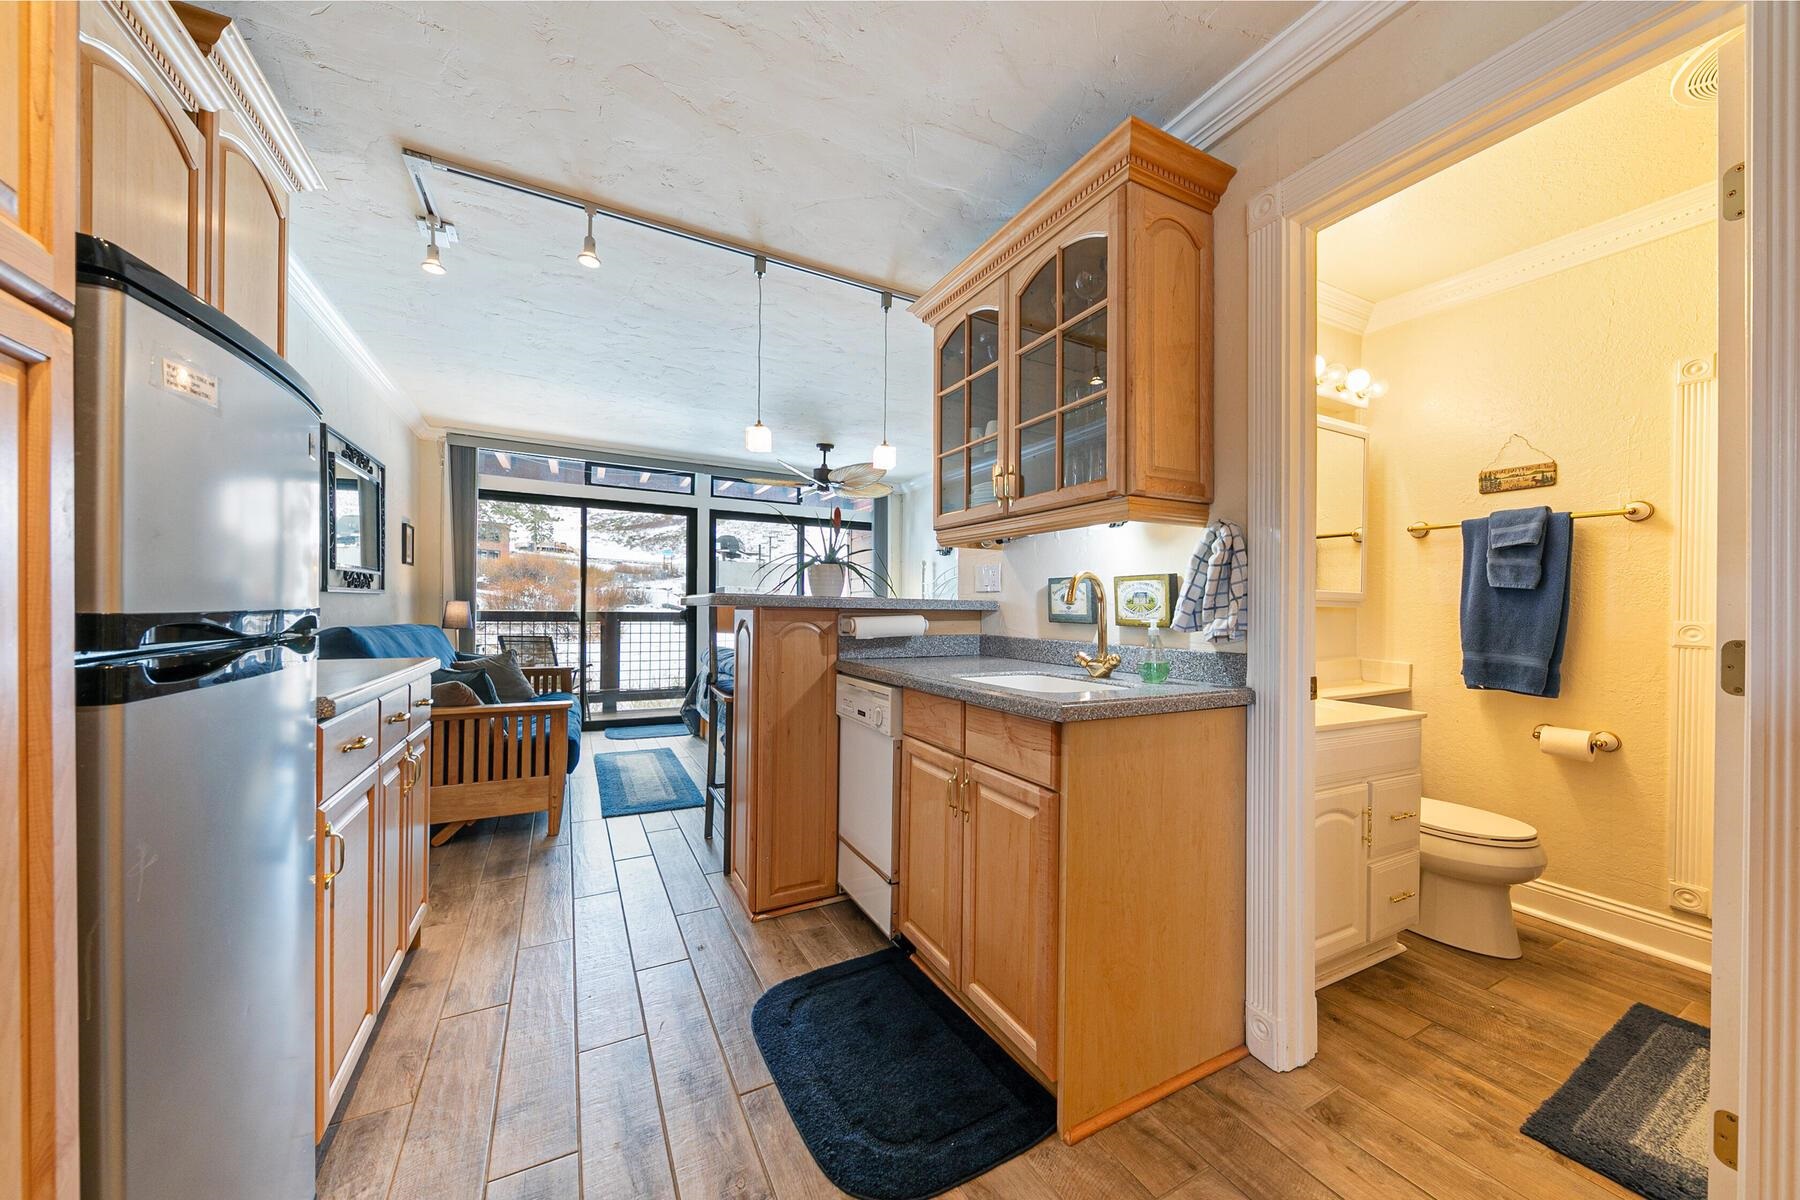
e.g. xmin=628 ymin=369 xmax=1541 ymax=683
xmin=1140 ymin=620 xmax=1171 ymax=684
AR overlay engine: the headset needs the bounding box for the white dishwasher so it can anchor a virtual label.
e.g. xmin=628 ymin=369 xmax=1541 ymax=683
xmin=836 ymin=675 xmax=903 ymax=935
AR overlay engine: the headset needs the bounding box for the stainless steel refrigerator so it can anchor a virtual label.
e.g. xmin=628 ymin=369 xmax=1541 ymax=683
xmin=73 ymin=235 xmax=321 ymax=1200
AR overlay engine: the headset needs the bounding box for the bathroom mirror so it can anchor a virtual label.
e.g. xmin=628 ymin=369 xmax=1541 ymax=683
xmin=322 ymin=426 xmax=386 ymax=593
xmin=1316 ymin=415 xmax=1367 ymax=603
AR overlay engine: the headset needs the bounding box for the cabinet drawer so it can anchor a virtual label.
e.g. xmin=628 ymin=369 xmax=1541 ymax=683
xmin=1368 ymin=853 xmax=1420 ymax=940
xmin=410 ymin=676 xmax=437 ymax=718
xmin=902 ymin=689 xmax=964 ymax=754
xmin=1315 ymin=722 xmax=1421 ymax=786
xmin=377 ymin=684 xmax=414 ymax=755
xmin=964 ymin=705 xmax=1058 ymax=790
xmin=319 ymin=702 xmax=380 ymax=800
xmin=1369 ymin=772 xmax=1422 ymax=859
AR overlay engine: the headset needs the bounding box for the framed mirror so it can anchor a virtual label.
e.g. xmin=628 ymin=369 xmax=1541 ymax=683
xmin=322 ymin=426 xmax=386 ymax=592
xmin=1316 ymin=415 xmax=1367 ymax=603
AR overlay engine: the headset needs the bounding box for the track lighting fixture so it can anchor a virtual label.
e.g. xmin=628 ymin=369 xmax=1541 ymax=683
xmin=745 ymin=256 xmax=774 ymax=453
xmin=576 ymin=207 xmax=600 ymax=269
xmin=421 ymin=221 xmax=446 ymax=276
xmin=872 ymin=291 xmax=897 ymax=471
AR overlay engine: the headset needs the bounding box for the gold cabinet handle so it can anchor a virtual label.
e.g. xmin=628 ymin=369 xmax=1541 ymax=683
xmin=387 ymin=712 xmax=409 ymax=725
xmin=960 ymin=769 xmax=971 ymax=821
xmin=1362 ymin=807 xmax=1372 ymax=848
xmin=1389 ymin=889 xmax=1417 ymax=904
xmin=340 ymin=735 xmax=372 ymax=753
xmin=410 ymin=749 xmax=425 ymax=788
xmin=321 ymin=824 xmax=345 ymax=889
xmin=414 ymin=698 xmax=433 ymax=708
xmin=947 ymin=765 xmax=960 ymax=813
xmin=1390 ymin=810 xmax=1418 ymax=822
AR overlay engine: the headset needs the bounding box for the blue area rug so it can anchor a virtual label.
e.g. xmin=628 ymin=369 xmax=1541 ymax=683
xmin=1522 ymin=1004 xmax=1709 ymax=1200
xmin=593 ymin=749 xmax=703 ymax=818
xmin=752 ymin=947 xmax=1055 ymax=1200
xmin=602 ymin=721 xmax=692 ymax=741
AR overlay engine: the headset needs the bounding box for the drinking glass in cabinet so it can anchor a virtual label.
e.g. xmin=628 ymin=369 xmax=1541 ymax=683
xmin=1062 ymin=236 xmax=1107 ymax=315
xmin=1063 ymin=399 xmax=1107 ymax=488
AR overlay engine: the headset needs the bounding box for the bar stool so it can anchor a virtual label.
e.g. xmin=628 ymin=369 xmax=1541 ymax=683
xmin=703 ymin=667 xmax=734 ymax=869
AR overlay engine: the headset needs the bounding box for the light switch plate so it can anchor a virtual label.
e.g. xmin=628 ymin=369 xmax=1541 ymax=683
xmin=976 ymin=564 xmax=1002 ymax=593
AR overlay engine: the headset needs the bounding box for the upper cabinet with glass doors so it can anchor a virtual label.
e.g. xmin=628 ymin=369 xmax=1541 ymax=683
xmin=913 ymin=119 xmax=1235 ymax=547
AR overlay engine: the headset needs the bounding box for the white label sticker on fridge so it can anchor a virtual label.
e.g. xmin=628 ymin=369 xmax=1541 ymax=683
xmin=160 ymin=357 xmax=218 ymax=406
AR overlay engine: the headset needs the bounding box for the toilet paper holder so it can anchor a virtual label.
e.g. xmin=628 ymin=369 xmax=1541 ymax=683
xmin=1533 ymin=724 xmax=1621 ymax=753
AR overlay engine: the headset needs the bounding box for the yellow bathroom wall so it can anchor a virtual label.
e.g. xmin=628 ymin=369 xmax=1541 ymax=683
xmin=1359 ymin=224 xmax=1715 ymax=914
xmin=1316 ymin=323 xmax=1368 ymax=661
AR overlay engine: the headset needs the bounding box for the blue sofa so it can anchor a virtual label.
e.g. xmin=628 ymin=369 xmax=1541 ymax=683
xmin=319 ymin=623 xmax=583 ymax=775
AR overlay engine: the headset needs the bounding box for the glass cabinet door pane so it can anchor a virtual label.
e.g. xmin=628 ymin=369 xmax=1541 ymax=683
xmin=939 ymin=387 xmax=964 ymax=453
xmin=969 ymin=310 xmax=1000 ymax=371
xmin=1062 ymin=308 xmax=1108 ymax=405
xmin=1062 ymin=236 xmax=1107 ymax=316
xmin=939 ymin=324 xmax=966 ymax=386
xmin=1018 ymin=417 xmax=1056 ymax=498
xmin=1019 ymin=339 xmax=1056 ymax=422
xmin=968 ymin=370 xmax=999 ymax=443
xmin=1019 ymin=260 xmax=1056 ymax=346
xmin=969 ymin=438 xmax=998 ymax=509
xmin=938 ymin=452 xmax=966 ymax=514
xmin=1062 ymin=398 xmax=1107 ymax=488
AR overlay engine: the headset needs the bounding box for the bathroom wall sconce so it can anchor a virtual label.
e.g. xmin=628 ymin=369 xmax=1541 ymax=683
xmin=1315 ymin=355 xmax=1386 ymax=408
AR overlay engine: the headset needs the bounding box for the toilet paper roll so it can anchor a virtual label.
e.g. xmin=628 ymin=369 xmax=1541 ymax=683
xmin=1536 ymin=725 xmax=1596 ymax=761
xmin=838 ymin=614 xmax=929 ymax=640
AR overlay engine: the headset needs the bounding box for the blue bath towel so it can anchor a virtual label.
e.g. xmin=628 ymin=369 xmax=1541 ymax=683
xmin=1461 ymin=512 xmax=1572 ymax=697
xmin=1487 ymin=505 xmax=1550 ymax=589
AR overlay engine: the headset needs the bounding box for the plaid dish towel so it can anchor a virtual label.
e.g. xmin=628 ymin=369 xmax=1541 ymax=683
xmin=1172 ymin=520 xmax=1248 ymax=642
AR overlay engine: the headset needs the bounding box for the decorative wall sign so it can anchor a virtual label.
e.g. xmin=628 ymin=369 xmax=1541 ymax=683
xmin=1479 ymin=433 xmax=1558 ymax=494
xmin=1047 ymin=576 xmax=1098 ymax=624
xmin=400 ymin=521 xmax=416 ymax=566
xmin=1113 ymin=573 xmax=1181 ymax=628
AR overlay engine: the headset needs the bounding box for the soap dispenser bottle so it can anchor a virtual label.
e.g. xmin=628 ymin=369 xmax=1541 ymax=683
xmin=1140 ymin=620 xmax=1170 ymax=684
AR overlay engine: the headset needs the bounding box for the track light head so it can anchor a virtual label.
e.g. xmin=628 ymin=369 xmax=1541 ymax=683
xmin=576 ymin=208 xmax=600 ymax=269
xmin=421 ymin=242 xmax=446 ymax=276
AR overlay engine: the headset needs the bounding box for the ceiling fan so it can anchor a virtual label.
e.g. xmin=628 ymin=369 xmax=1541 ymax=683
xmin=745 ymin=442 xmax=893 ymax=499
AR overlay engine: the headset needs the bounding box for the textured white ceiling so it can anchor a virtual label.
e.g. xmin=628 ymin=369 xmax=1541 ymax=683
xmin=220 ymin=1 xmax=1304 ymax=481
xmin=1319 ymin=47 xmax=1718 ymax=305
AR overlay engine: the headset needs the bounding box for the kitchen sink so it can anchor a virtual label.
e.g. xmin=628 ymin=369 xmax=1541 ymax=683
xmin=958 ymin=672 xmax=1131 ymax=695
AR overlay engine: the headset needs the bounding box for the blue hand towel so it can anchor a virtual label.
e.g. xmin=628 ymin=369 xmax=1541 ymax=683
xmin=1486 ymin=505 xmax=1550 ymax=589
xmin=1461 ymin=512 xmax=1572 ymax=697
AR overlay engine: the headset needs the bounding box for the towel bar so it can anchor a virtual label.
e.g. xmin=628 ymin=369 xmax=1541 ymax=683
xmin=1407 ymin=500 xmax=1654 ymax=539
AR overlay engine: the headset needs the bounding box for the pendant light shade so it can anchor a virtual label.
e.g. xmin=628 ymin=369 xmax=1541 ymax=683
xmin=576 ymin=207 xmax=600 ymax=269
xmin=745 ymin=256 xmax=773 ymax=452
xmin=871 ymin=291 xmax=896 ymax=471
xmin=421 ymin=221 xmax=446 ymax=276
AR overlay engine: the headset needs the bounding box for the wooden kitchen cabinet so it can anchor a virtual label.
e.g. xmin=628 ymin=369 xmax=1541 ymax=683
xmin=897 ymin=736 xmax=963 ymax=982
xmin=2 ymin=0 xmax=77 ymax=311
xmin=376 ymin=750 xmax=406 ymax=996
xmin=76 ymin=0 xmax=319 ymax=349
xmin=913 ymin=118 xmax=1235 ymax=548
xmin=317 ymin=771 xmax=375 ymax=1135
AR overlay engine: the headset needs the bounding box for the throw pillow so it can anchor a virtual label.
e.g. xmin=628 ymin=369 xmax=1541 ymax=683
xmin=453 ymin=650 xmax=537 ymax=703
xmin=430 ymin=679 xmax=482 ymax=708
xmin=431 ymin=666 xmax=498 ymax=705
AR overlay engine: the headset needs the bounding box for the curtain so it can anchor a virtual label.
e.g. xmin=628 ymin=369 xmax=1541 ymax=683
xmin=448 ymin=443 xmax=478 ymax=652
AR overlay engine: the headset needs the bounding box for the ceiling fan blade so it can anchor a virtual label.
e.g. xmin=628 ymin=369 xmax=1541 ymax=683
xmin=770 ymin=458 xmax=818 ymax=484
xmin=834 ymin=481 xmax=894 ymax=499
xmin=829 ymin=462 xmax=885 ymax=488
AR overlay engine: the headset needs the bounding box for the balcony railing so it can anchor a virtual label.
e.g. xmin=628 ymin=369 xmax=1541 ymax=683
xmin=474 ymin=608 xmax=691 ymax=719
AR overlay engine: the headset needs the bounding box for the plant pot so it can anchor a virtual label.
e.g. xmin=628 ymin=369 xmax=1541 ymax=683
xmin=806 ymin=563 xmax=847 ymax=597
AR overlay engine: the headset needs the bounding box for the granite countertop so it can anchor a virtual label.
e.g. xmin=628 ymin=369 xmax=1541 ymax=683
xmin=835 ymin=654 xmax=1254 ymax=723
xmin=683 ymin=592 xmax=997 ymax=613
xmin=316 ymin=657 xmax=436 ymax=721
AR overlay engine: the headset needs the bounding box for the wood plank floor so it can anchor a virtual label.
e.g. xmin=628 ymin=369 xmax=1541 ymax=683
xmin=319 ymin=729 xmax=1711 ymax=1199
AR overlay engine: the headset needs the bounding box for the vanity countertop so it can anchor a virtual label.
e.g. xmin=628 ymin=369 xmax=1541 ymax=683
xmin=1313 ymin=697 xmax=1427 ymax=731
xmin=316 ymin=657 xmax=436 ymax=721
xmin=683 ymin=592 xmax=997 ymax=613
xmin=835 ymin=654 xmax=1253 ymax=723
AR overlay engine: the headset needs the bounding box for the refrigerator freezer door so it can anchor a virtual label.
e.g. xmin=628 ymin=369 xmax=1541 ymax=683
xmin=76 ymin=645 xmax=316 ymax=1200
xmin=75 ymin=283 xmax=321 ymax=617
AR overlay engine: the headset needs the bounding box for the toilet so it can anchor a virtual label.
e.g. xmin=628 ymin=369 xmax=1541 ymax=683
xmin=1412 ymin=796 xmax=1548 ymax=959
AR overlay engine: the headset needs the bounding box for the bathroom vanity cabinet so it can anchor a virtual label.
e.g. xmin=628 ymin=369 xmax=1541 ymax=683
xmin=1313 ymin=700 xmax=1425 ymax=985
xmin=913 ymin=118 xmax=1236 ymax=548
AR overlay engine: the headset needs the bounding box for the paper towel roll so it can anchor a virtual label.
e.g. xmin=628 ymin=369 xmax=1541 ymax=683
xmin=839 ymin=614 xmax=929 ymax=640
xmin=1536 ymin=725 xmax=1596 ymax=761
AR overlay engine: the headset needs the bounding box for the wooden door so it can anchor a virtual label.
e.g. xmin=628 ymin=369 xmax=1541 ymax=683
xmin=960 ymin=763 xmax=1058 ymax=1073
xmin=1004 ymin=191 xmax=1121 ymax=517
xmin=897 ymin=737 xmax=962 ymax=983
xmin=0 ymin=1 xmax=76 ymax=311
xmin=404 ymin=732 xmax=430 ymax=941
xmin=0 ymin=286 xmax=77 ymax=1199
xmin=1313 ymin=782 xmax=1369 ymax=967
xmin=376 ymin=751 xmax=406 ymax=997
xmin=318 ymin=777 xmax=376 ymax=1134
xmin=932 ymin=280 xmax=1008 ymax=531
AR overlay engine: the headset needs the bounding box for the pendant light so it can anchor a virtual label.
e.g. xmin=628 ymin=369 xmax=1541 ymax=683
xmin=420 ymin=220 xmax=446 ymax=276
xmin=871 ymin=291 xmax=897 ymax=471
xmin=744 ymin=255 xmax=773 ymax=453
xmin=576 ymin=206 xmax=601 ymax=269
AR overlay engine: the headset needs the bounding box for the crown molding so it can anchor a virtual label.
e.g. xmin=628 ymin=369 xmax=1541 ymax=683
xmin=207 ymin=25 xmax=326 ymax=193
xmin=1316 ymin=282 xmax=1373 ymax=334
xmin=1164 ymin=1 xmax=1410 ymax=150
xmin=1364 ymin=182 xmax=1715 ymax=332
xmin=97 ymin=0 xmax=226 ymax=112
xmin=287 ymin=258 xmax=434 ymax=439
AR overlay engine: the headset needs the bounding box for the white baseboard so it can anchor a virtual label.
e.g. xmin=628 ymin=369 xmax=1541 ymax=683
xmin=1513 ymin=879 xmax=1712 ymax=973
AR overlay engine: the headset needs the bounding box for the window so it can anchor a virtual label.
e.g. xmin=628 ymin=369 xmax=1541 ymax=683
xmin=711 ymin=511 xmax=878 ymax=597
xmin=586 ymin=461 xmax=694 ymax=495
xmin=476 ymin=448 xmax=694 ymax=495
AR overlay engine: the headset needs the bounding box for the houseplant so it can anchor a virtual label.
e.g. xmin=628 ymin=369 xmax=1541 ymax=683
xmin=757 ymin=507 xmax=890 ymax=597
